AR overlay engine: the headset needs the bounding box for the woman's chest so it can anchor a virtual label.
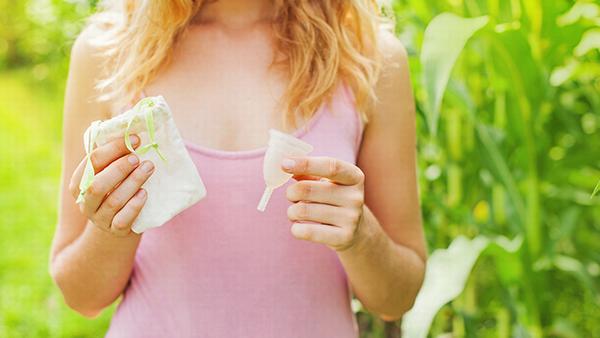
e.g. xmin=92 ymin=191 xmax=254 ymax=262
xmin=143 ymin=27 xmax=290 ymax=152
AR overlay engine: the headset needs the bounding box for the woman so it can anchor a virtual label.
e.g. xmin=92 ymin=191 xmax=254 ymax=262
xmin=50 ymin=0 xmax=426 ymax=337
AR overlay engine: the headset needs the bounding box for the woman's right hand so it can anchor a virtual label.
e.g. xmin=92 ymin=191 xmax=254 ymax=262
xmin=68 ymin=134 xmax=155 ymax=236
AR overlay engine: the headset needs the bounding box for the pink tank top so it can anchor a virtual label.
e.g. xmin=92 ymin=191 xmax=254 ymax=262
xmin=105 ymin=83 xmax=364 ymax=338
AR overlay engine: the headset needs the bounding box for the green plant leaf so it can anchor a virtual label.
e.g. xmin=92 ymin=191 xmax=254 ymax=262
xmin=592 ymin=179 xmax=600 ymax=198
xmin=402 ymin=235 xmax=521 ymax=338
xmin=575 ymin=29 xmax=600 ymax=57
xmin=553 ymin=255 xmax=597 ymax=297
xmin=557 ymin=1 xmax=600 ymax=26
xmin=445 ymin=83 xmax=527 ymax=226
xmin=420 ymin=13 xmax=489 ymax=135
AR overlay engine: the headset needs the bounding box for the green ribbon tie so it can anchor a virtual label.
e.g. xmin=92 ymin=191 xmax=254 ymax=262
xmin=124 ymin=98 xmax=167 ymax=162
xmin=76 ymin=120 xmax=101 ymax=204
xmin=77 ymin=98 xmax=166 ymax=204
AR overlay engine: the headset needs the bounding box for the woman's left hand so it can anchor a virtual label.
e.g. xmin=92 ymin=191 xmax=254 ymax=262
xmin=282 ymin=156 xmax=366 ymax=252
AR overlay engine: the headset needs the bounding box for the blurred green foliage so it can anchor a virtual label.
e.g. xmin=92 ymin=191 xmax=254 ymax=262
xmin=0 ymin=0 xmax=95 ymax=89
xmin=0 ymin=0 xmax=598 ymax=337
xmin=381 ymin=0 xmax=600 ymax=337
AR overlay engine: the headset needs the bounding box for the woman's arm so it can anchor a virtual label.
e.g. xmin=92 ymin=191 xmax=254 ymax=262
xmin=283 ymin=31 xmax=426 ymax=321
xmin=49 ymin=27 xmax=150 ymax=318
xmin=341 ymin=31 xmax=426 ymax=320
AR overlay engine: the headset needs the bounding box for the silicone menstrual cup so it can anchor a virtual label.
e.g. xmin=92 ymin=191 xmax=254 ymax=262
xmin=257 ymin=129 xmax=314 ymax=212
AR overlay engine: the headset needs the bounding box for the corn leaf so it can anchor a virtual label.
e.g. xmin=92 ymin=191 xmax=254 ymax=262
xmin=592 ymin=179 xmax=600 ymax=198
xmin=402 ymin=235 xmax=521 ymax=338
xmin=421 ymin=13 xmax=489 ymax=135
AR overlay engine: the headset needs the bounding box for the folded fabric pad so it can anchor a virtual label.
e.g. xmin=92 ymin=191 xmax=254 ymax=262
xmin=77 ymin=96 xmax=206 ymax=233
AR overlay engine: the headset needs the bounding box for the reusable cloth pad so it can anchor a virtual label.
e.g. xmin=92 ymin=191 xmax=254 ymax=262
xmin=77 ymin=96 xmax=206 ymax=233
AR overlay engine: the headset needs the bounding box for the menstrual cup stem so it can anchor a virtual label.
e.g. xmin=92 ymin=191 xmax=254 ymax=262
xmin=257 ymin=187 xmax=274 ymax=212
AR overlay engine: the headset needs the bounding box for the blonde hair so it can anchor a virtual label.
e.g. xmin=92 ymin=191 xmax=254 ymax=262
xmin=90 ymin=0 xmax=390 ymax=128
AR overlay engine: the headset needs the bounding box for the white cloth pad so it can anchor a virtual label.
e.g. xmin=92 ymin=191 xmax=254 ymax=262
xmin=77 ymin=96 xmax=206 ymax=233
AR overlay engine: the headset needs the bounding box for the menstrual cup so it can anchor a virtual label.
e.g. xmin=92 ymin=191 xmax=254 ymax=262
xmin=257 ymin=129 xmax=314 ymax=212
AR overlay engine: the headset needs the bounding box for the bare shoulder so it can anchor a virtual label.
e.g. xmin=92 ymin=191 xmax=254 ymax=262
xmin=66 ymin=23 xmax=113 ymax=118
xmin=70 ymin=23 xmax=109 ymax=78
xmin=377 ymin=28 xmax=409 ymax=66
xmin=367 ymin=28 xmax=413 ymax=123
xmin=72 ymin=23 xmax=104 ymax=58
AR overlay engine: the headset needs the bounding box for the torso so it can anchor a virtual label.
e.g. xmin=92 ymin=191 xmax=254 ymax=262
xmin=105 ymin=18 xmax=364 ymax=338
xmin=138 ymin=22 xmax=291 ymax=152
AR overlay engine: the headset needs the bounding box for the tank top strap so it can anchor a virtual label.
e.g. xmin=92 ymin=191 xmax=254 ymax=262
xmin=340 ymin=82 xmax=365 ymax=153
xmin=305 ymin=82 xmax=365 ymax=159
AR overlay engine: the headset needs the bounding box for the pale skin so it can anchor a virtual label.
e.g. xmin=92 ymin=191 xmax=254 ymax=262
xmin=50 ymin=0 xmax=426 ymax=322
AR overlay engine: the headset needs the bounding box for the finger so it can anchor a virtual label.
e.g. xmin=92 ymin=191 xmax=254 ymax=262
xmin=291 ymin=174 xmax=321 ymax=181
xmin=80 ymin=154 xmax=141 ymax=216
xmin=110 ymin=189 xmax=147 ymax=236
xmin=69 ymin=135 xmax=140 ymax=200
xmin=95 ymin=161 xmax=155 ymax=221
xmin=287 ymin=202 xmax=360 ymax=227
xmin=69 ymin=156 xmax=90 ymax=199
xmin=286 ymin=180 xmax=352 ymax=206
xmin=282 ymin=157 xmax=364 ymax=186
xmin=90 ymin=135 xmax=140 ymax=173
xmin=290 ymin=222 xmax=353 ymax=250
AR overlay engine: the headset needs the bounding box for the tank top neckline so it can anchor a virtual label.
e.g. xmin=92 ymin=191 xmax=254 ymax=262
xmin=140 ymin=89 xmax=331 ymax=160
xmin=184 ymin=103 xmax=327 ymax=160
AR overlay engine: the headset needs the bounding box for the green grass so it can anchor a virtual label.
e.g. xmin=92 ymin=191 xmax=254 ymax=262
xmin=0 ymin=71 xmax=114 ymax=337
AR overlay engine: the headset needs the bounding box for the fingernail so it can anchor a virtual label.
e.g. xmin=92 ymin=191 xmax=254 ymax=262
xmin=130 ymin=135 xmax=139 ymax=145
xmin=142 ymin=161 xmax=154 ymax=173
xmin=136 ymin=189 xmax=146 ymax=199
xmin=282 ymin=158 xmax=295 ymax=171
xmin=128 ymin=155 xmax=139 ymax=165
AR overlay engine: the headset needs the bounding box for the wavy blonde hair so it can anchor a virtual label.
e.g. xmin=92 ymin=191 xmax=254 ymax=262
xmin=90 ymin=0 xmax=390 ymax=128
